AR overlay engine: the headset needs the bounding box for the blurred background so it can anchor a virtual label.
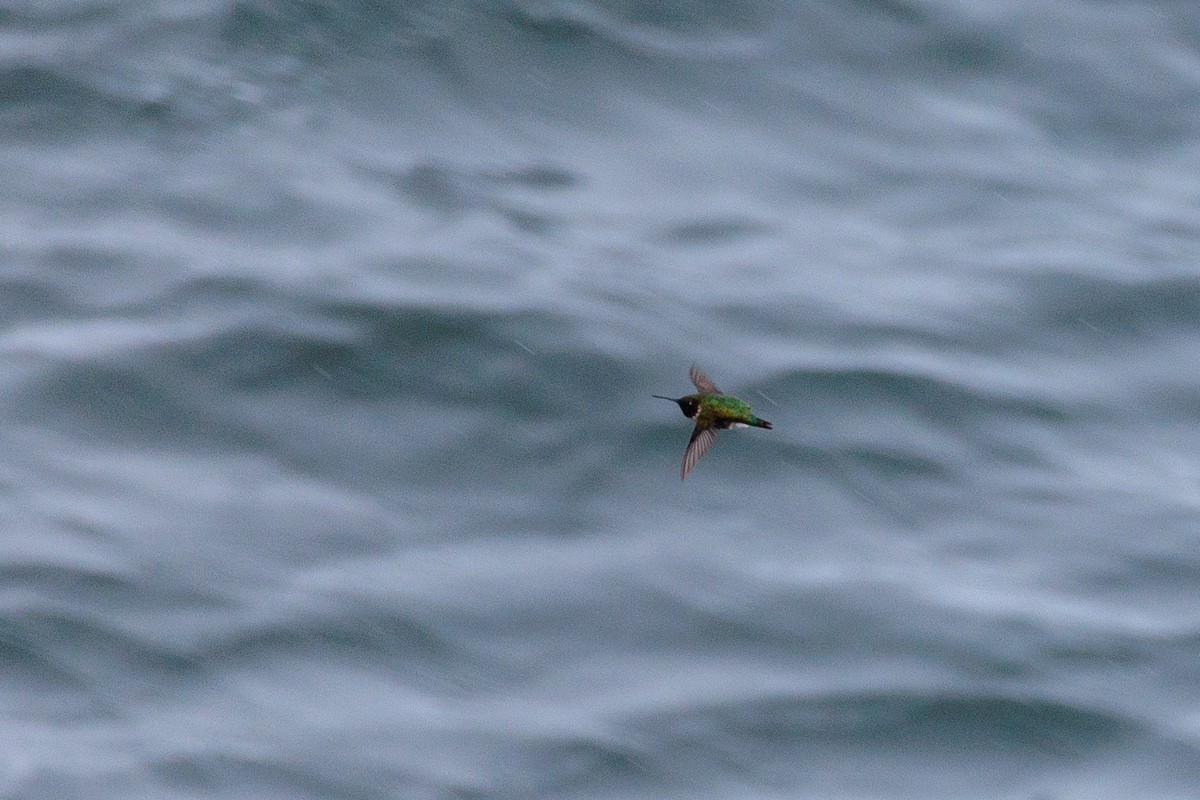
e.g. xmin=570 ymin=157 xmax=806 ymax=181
xmin=3 ymin=1 xmax=1200 ymax=798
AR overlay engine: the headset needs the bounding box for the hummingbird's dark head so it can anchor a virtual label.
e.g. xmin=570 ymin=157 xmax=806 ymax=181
xmin=654 ymin=394 xmax=700 ymax=419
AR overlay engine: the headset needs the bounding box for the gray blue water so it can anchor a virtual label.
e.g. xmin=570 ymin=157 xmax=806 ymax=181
xmin=4 ymin=1 xmax=1200 ymax=797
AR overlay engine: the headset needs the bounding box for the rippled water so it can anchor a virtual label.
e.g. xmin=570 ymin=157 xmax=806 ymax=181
xmin=4 ymin=1 xmax=1200 ymax=797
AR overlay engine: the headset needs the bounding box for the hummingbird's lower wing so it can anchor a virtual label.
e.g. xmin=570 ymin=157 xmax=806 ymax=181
xmin=689 ymin=365 xmax=721 ymax=395
xmin=681 ymin=425 xmax=717 ymax=480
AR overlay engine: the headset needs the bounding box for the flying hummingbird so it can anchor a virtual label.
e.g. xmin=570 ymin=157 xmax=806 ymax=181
xmin=654 ymin=365 xmax=772 ymax=480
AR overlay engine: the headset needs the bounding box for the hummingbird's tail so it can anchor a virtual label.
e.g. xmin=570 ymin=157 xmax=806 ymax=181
xmin=752 ymin=418 xmax=772 ymax=429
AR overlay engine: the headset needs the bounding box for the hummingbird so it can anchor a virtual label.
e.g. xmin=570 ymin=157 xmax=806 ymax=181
xmin=654 ymin=365 xmax=772 ymax=480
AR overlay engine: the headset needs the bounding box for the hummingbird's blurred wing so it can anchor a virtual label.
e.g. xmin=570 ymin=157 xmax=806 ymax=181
xmin=681 ymin=425 xmax=717 ymax=480
xmin=689 ymin=365 xmax=720 ymax=394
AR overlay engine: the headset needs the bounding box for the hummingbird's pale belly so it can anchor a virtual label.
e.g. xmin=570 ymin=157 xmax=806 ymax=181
xmin=729 ymin=422 xmax=749 ymax=429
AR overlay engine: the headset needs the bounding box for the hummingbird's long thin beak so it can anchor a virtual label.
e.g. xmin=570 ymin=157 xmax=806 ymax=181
xmin=652 ymin=395 xmax=678 ymax=402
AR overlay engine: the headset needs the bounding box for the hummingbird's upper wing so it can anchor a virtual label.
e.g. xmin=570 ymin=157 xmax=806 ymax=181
xmin=681 ymin=425 xmax=717 ymax=480
xmin=689 ymin=365 xmax=720 ymax=394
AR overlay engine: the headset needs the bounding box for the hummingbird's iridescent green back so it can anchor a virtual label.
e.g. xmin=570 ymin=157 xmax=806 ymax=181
xmin=700 ymin=394 xmax=761 ymax=425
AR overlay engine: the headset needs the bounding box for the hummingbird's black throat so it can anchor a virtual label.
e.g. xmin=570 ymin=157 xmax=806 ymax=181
xmin=653 ymin=395 xmax=700 ymax=419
